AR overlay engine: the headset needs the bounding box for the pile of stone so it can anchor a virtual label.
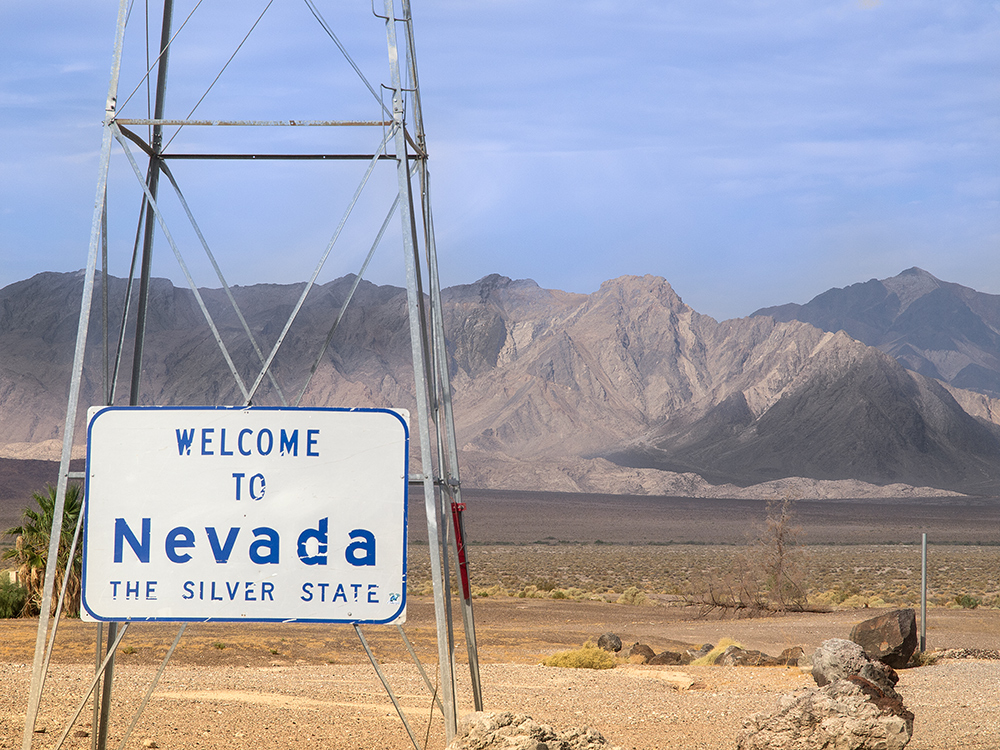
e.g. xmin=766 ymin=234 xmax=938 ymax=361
xmin=445 ymin=711 xmax=620 ymax=750
xmin=736 ymin=608 xmax=919 ymax=750
xmin=600 ymin=632 xmax=802 ymax=668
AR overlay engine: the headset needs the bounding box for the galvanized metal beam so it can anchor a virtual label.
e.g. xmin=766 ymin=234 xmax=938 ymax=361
xmin=20 ymin=3 xmax=130 ymax=748
xmin=383 ymin=0 xmax=458 ymax=739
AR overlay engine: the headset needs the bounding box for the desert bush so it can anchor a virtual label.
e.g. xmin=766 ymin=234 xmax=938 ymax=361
xmin=753 ymin=497 xmax=806 ymax=611
xmin=616 ymin=586 xmax=648 ymax=606
xmin=911 ymin=650 xmax=940 ymax=667
xmin=541 ymin=642 xmax=616 ymax=669
xmin=472 ymin=584 xmax=508 ymax=598
xmin=954 ymin=594 xmax=981 ymax=609
xmin=0 ymin=578 xmax=28 ymax=618
xmin=407 ymin=541 xmax=1000 ymax=610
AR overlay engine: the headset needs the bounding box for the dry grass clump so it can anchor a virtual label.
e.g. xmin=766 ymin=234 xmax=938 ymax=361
xmin=517 ymin=584 xmax=591 ymax=601
xmin=689 ymin=637 xmax=744 ymax=666
xmin=541 ymin=641 xmax=616 ymax=670
xmin=616 ymin=586 xmax=649 ymax=606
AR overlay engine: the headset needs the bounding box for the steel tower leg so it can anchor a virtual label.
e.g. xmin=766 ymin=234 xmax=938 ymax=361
xmin=399 ymin=0 xmax=484 ymax=711
xmin=383 ymin=0 xmax=459 ymax=739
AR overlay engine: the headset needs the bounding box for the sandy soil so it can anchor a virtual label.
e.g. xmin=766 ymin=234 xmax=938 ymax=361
xmin=5 ymin=490 xmax=1000 ymax=747
xmin=3 ymin=599 xmax=999 ymax=749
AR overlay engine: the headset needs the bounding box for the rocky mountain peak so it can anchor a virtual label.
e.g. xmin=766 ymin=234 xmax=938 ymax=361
xmin=882 ymin=267 xmax=941 ymax=312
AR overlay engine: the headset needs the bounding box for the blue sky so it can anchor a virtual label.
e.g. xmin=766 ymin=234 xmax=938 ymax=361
xmin=1 ymin=0 xmax=997 ymax=321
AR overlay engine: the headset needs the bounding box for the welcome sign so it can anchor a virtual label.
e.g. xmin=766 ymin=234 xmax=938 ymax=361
xmin=81 ymin=406 xmax=408 ymax=624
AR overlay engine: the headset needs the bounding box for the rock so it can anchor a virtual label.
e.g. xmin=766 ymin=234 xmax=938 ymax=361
xmin=736 ymin=678 xmax=914 ymax=750
xmin=850 ymin=608 xmax=919 ymax=669
xmin=859 ymin=660 xmax=900 ymax=693
xmin=447 ymin=712 xmax=619 ymax=750
xmin=777 ymin=646 xmax=804 ymax=666
xmin=686 ymin=643 xmax=713 ymax=661
xmin=810 ymin=638 xmax=870 ymax=686
xmin=652 ymin=671 xmax=703 ymax=691
xmin=626 ymin=643 xmax=655 ymax=663
xmin=648 ymin=650 xmax=685 ymax=666
xmin=596 ymin=633 xmax=622 ymax=653
xmin=716 ymin=646 xmax=781 ymax=667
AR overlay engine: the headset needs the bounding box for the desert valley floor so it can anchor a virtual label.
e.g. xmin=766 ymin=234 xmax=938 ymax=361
xmin=3 ymin=490 xmax=1000 ymax=748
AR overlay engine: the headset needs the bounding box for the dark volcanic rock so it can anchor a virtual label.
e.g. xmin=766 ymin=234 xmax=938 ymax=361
xmin=686 ymin=644 xmax=713 ymax=661
xmin=596 ymin=633 xmax=622 ymax=653
xmin=850 ymin=609 xmax=919 ymax=669
xmin=647 ymin=650 xmax=685 ymax=666
xmin=627 ymin=643 xmax=655 ymax=663
xmin=715 ymin=646 xmax=801 ymax=667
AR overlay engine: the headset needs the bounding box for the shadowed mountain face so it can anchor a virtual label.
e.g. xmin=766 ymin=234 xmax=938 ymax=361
xmin=4 ymin=270 xmax=1000 ymax=495
xmin=753 ymin=267 xmax=1000 ymax=396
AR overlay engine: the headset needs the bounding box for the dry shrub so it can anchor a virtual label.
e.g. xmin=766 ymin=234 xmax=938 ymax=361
xmin=541 ymin=642 xmax=616 ymax=670
xmin=616 ymin=586 xmax=648 ymax=605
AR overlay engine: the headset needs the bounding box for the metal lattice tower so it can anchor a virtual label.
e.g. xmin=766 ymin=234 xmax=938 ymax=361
xmin=21 ymin=1 xmax=481 ymax=747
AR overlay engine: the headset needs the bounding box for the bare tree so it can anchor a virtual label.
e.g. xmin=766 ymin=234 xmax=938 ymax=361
xmin=689 ymin=496 xmax=809 ymax=617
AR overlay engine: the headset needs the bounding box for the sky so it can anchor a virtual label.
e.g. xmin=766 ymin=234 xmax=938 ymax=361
xmin=1 ymin=0 xmax=998 ymax=321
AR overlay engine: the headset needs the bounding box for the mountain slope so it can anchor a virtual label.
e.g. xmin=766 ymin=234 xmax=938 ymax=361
xmin=3 ymin=271 xmax=1000 ymax=494
xmin=753 ymin=267 xmax=1000 ymax=395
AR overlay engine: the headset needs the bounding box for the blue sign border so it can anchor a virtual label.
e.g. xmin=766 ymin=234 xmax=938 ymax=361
xmin=82 ymin=405 xmax=409 ymax=624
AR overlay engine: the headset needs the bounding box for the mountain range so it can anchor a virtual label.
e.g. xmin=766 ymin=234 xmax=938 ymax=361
xmin=3 ymin=268 xmax=1000 ymax=499
xmin=754 ymin=267 xmax=1000 ymax=396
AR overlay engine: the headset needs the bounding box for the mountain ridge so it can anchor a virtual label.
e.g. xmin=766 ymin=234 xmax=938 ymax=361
xmin=753 ymin=266 xmax=1000 ymax=395
xmin=3 ymin=270 xmax=1000 ymax=497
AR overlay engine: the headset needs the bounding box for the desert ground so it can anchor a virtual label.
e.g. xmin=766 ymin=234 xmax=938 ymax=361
xmin=3 ymin=490 xmax=1000 ymax=749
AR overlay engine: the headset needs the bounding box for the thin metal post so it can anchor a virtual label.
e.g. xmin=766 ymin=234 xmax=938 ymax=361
xmin=395 ymin=623 xmax=444 ymax=716
xmin=920 ymin=533 xmax=927 ymax=652
xmin=399 ymin=0 xmax=484 ymax=709
xmin=95 ymin=622 xmax=118 ymax=750
xmin=355 ymin=626 xmax=423 ymax=750
xmin=90 ymin=624 xmax=103 ymax=750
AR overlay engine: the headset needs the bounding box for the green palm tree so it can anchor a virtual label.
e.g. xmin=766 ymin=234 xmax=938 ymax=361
xmin=2 ymin=483 xmax=83 ymax=617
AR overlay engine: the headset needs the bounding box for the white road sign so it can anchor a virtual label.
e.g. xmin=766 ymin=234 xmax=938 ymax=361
xmin=82 ymin=406 xmax=408 ymax=624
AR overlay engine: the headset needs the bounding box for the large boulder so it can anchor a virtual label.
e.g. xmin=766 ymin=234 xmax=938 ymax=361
xmin=626 ymin=643 xmax=655 ymax=663
xmin=716 ymin=646 xmax=780 ymax=667
xmin=596 ymin=633 xmax=622 ymax=653
xmin=810 ymin=638 xmax=871 ymax=686
xmin=648 ymin=650 xmax=685 ymax=666
xmin=447 ymin=712 xmax=619 ymax=750
xmin=736 ymin=677 xmax=914 ymax=750
xmin=850 ymin=608 xmax=918 ymax=669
